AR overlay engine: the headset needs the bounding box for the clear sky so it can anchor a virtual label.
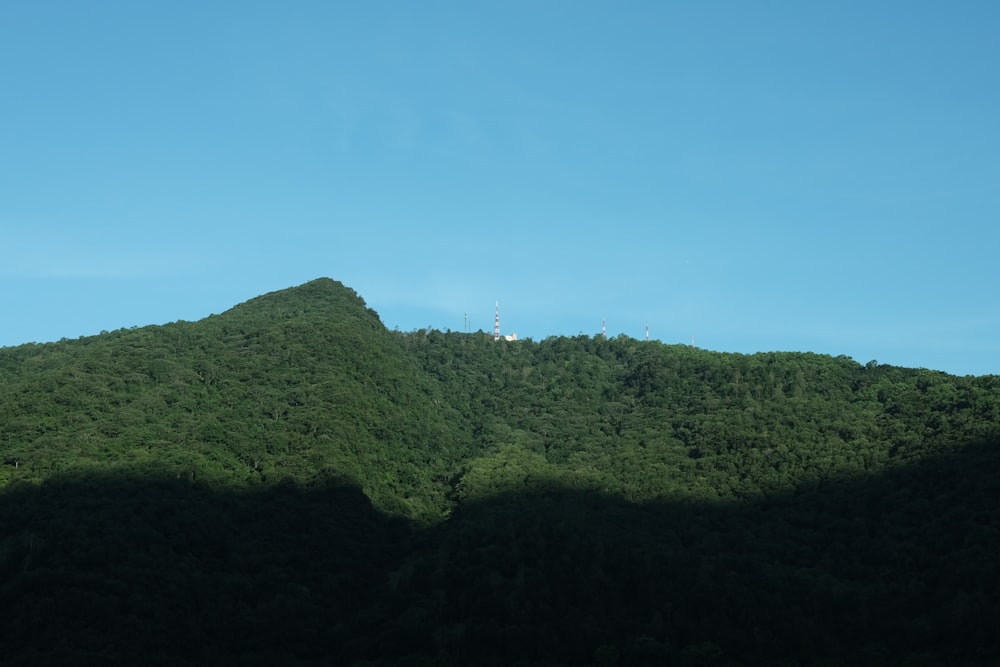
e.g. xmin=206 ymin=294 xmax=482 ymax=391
xmin=2 ymin=2 xmax=999 ymax=375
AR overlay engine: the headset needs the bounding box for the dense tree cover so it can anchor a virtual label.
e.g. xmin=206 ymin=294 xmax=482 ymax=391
xmin=403 ymin=330 xmax=1000 ymax=504
xmin=1 ymin=278 xmax=999 ymax=664
xmin=0 ymin=472 xmax=408 ymax=666
xmin=0 ymin=279 xmax=464 ymax=521
xmin=2 ymin=445 xmax=998 ymax=666
xmin=362 ymin=439 xmax=1000 ymax=666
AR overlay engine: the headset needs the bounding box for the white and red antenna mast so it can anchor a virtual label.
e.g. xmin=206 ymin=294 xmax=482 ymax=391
xmin=645 ymin=321 xmax=649 ymax=341
xmin=602 ymin=318 xmax=606 ymax=337
xmin=494 ymin=301 xmax=500 ymax=341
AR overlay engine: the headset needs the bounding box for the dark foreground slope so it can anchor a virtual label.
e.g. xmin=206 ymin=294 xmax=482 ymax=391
xmin=364 ymin=437 xmax=1000 ymax=667
xmin=1 ymin=437 xmax=998 ymax=666
xmin=0 ymin=472 xmax=407 ymax=666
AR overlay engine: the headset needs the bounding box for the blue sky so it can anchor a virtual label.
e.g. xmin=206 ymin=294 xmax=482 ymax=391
xmin=2 ymin=2 xmax=998 ymax=375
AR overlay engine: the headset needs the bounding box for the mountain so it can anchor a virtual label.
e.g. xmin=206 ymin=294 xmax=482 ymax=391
xmin=1 ymin=277 xmax=999 ymax=665
xmin=0 ymin=278 xmax=465 ymax=520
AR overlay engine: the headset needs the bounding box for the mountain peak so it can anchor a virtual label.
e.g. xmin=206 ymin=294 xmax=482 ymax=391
xmin=221 ymin=277 xmax=380 ymax=326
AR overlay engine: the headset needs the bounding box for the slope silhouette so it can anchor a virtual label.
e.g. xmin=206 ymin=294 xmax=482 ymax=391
xmin=2 ymin=437 xmax=997 ymax=666
xmin=0 ymin=472 xmax=409 ymax=666
xmin=358 ymin=436 xmax=1000 ymax=666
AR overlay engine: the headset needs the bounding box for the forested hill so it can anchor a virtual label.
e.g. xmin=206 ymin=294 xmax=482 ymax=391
xmin=0 ymin=278 xmax=464 ymax=519
xmin=402 ymin=328 xmax=1000 ymax=506
xmin=4 ymin=276 xmax=997 ymax=517
xmin=2 ymin=278 xmax=999 ymax=665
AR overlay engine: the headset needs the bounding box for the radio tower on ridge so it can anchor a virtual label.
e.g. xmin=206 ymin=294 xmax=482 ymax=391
xmin=494 ymin=301 xmax=500 ymax=341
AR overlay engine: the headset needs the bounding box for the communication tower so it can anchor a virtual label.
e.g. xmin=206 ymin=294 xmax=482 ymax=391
xmin=494 ymin=302 xmax=500 ymax=341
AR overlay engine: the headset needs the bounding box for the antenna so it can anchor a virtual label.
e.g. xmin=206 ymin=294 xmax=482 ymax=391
xmin=494 ymin=301 xmax=500 ymax=341
xmin=602 ymin=317 xmax=606 ymax=337
xmin=645 ymin=321 xmax=649 ymax=342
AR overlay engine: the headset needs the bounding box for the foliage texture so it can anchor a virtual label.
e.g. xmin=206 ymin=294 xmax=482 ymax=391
xmin=1 ymin=278 xmax=998 ymax=665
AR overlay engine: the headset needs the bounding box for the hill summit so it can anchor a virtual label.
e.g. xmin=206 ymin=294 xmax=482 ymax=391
xmin=0 ymin=278 xmax=461 ymax=519
xmin=218 ymin=277 xmax=380 ymax=325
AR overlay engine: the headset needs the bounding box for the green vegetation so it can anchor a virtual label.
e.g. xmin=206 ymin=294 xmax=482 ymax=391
xmin=0 ymin=279 xmax=461 ymax=521
xmin=1 ymin=277 xmax=998 ymax=665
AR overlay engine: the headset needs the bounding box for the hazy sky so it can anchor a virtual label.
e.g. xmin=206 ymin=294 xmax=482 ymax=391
xmin=3 ymin=2 xmax=998 ymax=375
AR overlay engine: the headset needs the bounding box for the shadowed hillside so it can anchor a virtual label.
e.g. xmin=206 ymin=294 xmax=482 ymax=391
xmin=1 ymin=438 xmax=998 ymax=666
xmin=361 ymin=437 xmax=1000 ymax=666
xmin=0 ymin=472 xmax=407 ymax=667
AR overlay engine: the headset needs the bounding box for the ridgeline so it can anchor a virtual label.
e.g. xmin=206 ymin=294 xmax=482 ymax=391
xmin=1 ymin=278 xmax=998 ymax=665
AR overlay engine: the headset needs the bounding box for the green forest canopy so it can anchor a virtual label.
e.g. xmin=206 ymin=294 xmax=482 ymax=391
xmin=2 ymin=277 xmax=997 ymax=519
xmin=1 ymin=277 xmax=998 ymax=665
